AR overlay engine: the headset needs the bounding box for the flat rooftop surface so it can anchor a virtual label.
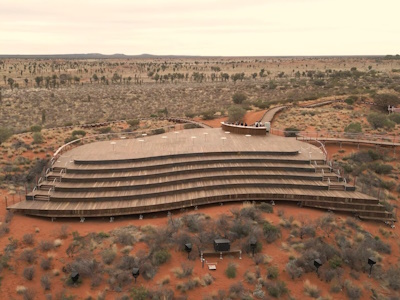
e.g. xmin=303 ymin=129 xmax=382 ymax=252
xmin=55 ymin=128 xmax=325 ymax=166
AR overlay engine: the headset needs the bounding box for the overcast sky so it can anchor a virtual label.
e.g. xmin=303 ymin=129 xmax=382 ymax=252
xmin=1 ymin=0 xmax=399 ymax=56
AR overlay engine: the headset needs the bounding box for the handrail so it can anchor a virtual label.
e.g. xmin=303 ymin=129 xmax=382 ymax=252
xmin=48 ymin=186 xmax=54 ymax=196
xmin=343 ymin=178 xmax=347 ymax=191
xmin=37 ymin=177 xmax=43 ymax=186
xmin=327 ymin=177 xmax=331 ymax=190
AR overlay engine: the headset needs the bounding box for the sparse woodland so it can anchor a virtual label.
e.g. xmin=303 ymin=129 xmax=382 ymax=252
xmin=0 ymin=56 xmax=400 ymax=299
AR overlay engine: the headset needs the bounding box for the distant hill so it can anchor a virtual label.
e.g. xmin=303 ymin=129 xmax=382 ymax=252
xmin=0 ymin=53 xmax=386 ymax=59
xmin=0 ymin=53 xmax=209 ymax=59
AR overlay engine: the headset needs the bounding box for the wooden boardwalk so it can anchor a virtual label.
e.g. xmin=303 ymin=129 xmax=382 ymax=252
xmin=8 ymin=128 xmax=394 ymax=222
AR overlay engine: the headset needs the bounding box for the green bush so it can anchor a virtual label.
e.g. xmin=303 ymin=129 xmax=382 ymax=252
xmin=263 ymin=221 xmax=281 ymax=243
xmin=71 ymin=130 xmax=86 ymax=137
xmin=267 ymin=265 xmax=279 ymax=279
xmin=30 ymin=125 xmax=42 ymax=132
xmin=329 ymin=255 xmax=343 ymax=269
xmin=201 ymin=110 xmax=216 ymax=120
xmin=0 ymin=127 xmax=12 ymax=144
xmin=228 ymin=105 xmax=246 ymax=122
xmin=32 ymin=132 xmax=43 ymax=144
xmin=367 ymin=112 xmax=395 ymax=129
xmin=389 ymin=113 xmax=400 ymax=124
xmin=130 ymin=286 xmax=149 ymax=300
xmin=266 ymin=281 xmax=288 ymax=298
xmin=258 ymin=202 xmax=274 ymax=213
xmin=284 ymin=127 xmax=300 ymax=137
xmin=345 ymin=97 xmax=355 ymax=105
xmin=127 ymin=119 xmax=140 ymax=127
xmin=373 ymin=93 xmax=400 ymax=112
xmin=344 ymin=122 xmax=362 ymax=133
xmin=225 ymin=263 xmax=237 ymax=278
xmin=152 ymin=128 xmax=165 ymax=135
xmin=97 ymin=127 xmax=112 ymax=134
xmin=183 ymin=123 xmax=201 ymax=129
xmin=232 ymin=92 xmax=246 ymax=104
xmin=370 ymin=162 xmax=393 ymax=175
xmin=152 ymin=249 xmax=171 ymax=266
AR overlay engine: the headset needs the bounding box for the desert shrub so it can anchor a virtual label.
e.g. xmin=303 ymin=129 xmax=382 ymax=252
xmin=253 ymin=253 xmax=266 ymax=265
xmin=201 ymin=110 xmax=216 ymax=120
xmin=130 ymin=285 xmax=149 ymax=300
xmin=20 ymin=248 xmax=37 ymax=263
xmin=330 ymin=282 xmax=342 ymax=293
xmin=117 ymin=255 xmax=136 ymax=270
xmin=263 ymin=221 xmax=281 ymax=243
xmin=370 ymin=162 xmax=393 ymax=175
xmin=91 ymin=273 xmax=102 ymax=287
xmin=267 ymin=265 xmax=279 ymax=279
xmin=152 ymin=249 xmax=171 ymax=266
xmin=229 ymin=282 xmax=245 ymax=297
xmin=373 ymin=93 xmax=400 ymax=111
xmin=30 ymin=125 xmax=42 ymax=132
xmin=140 ymin=261 xmax=157 ymax=280
xmin=387 ymin=266 xmax=400 ymax=290
xmin=71 ymin=130 xmax=86 ymax=137
xmin=304 ymin=279 xmax=320 ymax=298
xmin=265 ymin=281 xmax=288 ymax=298
xmin=253 ymin=284 xmax=265 ymax=299
xmin=286 ymin=260 xmax=304 ymax=279
xmin=367 ymin=112 xmax=395 ymax=129
xmin=40 ymin=257 xmax=52 ymax=270
xmin=23 ymin=266 xmax=35 ymax=280
xmin=329 ymin=255 xmax=343 ymax=269
xmin=344 ymin=280 xmax=362 ymax=300
xmin=284 ymin=127 xmax=299 ymax=137
xmin=258 ymin=202 xmax=273 ymax=213
xmin=41 ymin=275 xmax=51 ymax=290
xmin=228 ymin=105 xmax=246 ymax=122
xmin=148 ymin=288 xmax=174 ymax=300
xmin=101 ymin=249 xmax=116 ymax=265
xmin=23 ymin=234 xmax=35 ymax=245
xmin=183 ymin=123 xmax=200 ymax=129
xmin=244 ymin=271 xmax=257 ymax=284
xmin=232 ymin=92 xmax=246 ymax=104
xmin=152 ymin=128 xmax=165 ymax=135
xmin=69 ymin=257 xmax=100 ymax=278
xmin=345 ymin=97 xmax=355 ymax=105
xmin=240 ymin=206 xmax=262 ymax=221
xmin=22 ymin=288 xmax=35 ymax=300
xmin=0 ymin=126 xmax=12 ymax=144
xmin=97 ymin=126 xmax=112 ymax=134
xmin=32 ymin=132 xmax=43 ymax=144
xmin=225 ymin=263 xmax=237 ymax=278
xmin=389 ymin=113 xmax=400 ymax=124
xmin=174 ymin=262 xmax=193 ymax=278
xmin=114 ymin=231 xmax=135 ymax=245
xmin=345 ymin=122 xmax=362 ymax=133
xmin=127 ymin=119 xmax=140 ymax=127
xmin=39 ymin=240 xmax=54 ymax=252
xmin=321 ymin=268 xmax=342 ymax=283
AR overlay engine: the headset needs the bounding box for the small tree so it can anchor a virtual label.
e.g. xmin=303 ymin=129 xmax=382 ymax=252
xmin=232 ymin=92 xmax=246 ymax=104
xmin=0 ymin=127 xmax=12 ymax=144
xmin=344 ymin=122 xmax=362 ymax=134
xmin=228 ymin=105 xmax=246 ymax=122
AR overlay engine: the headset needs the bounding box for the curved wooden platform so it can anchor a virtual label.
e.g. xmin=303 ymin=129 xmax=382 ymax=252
xmin=8 ymin=128 xmax=393 ymax=222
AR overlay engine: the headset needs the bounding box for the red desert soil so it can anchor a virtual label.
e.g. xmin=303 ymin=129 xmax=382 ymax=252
xmin=1 ymin=113 xmax=399 ymax=299
xmin=1 ymin=199 xmax=399 ymax=299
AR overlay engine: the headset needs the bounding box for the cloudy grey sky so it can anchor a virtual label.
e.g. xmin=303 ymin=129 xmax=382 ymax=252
xmin=1 ymin=0 xmax=399 ymax=56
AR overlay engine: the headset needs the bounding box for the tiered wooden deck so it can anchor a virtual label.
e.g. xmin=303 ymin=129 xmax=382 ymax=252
xmin=8 ymin=128 xmax=393 ymax=221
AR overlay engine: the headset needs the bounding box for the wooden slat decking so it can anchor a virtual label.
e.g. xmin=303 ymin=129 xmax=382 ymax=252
xmin=8 ymin=128 xmax=393 ymax=222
